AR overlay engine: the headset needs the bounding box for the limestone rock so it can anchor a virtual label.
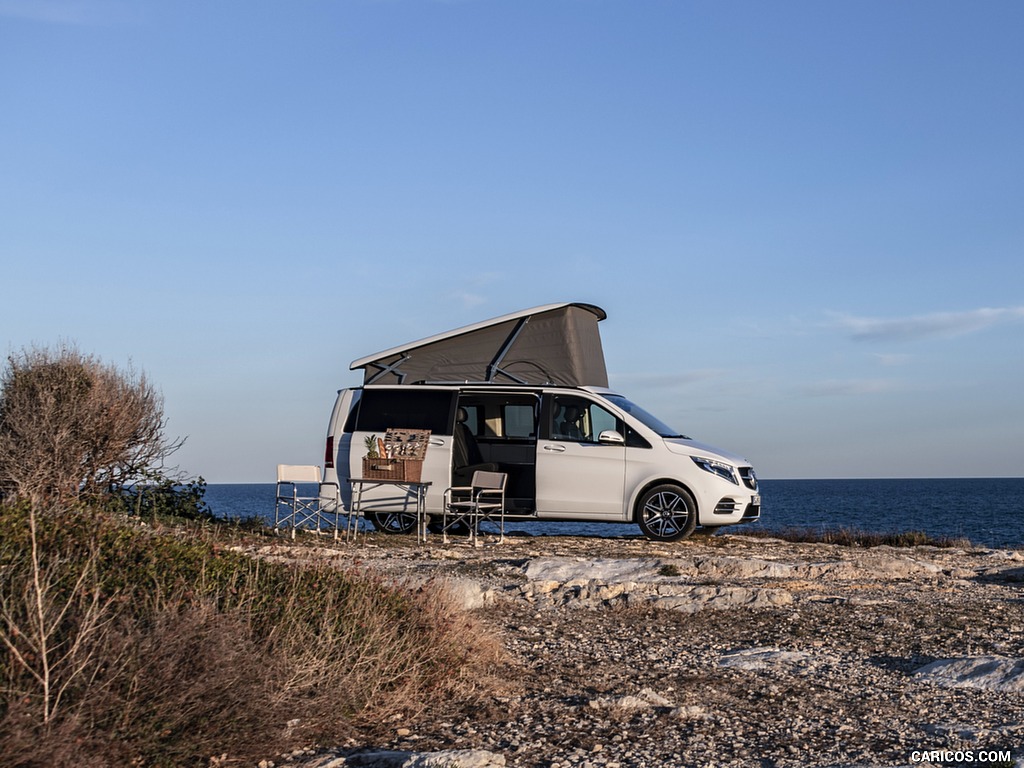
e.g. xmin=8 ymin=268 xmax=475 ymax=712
xmin=651 ymin=585 xmax=794 ymax=613
xmin=718 ymin=647 xmax=814 ymax=671
xmin=914 ymin=656 xmax=1024 ymax=692
xmin=589 ymin=687 xmax=674 ymax=710
xmin=524 ymin=557 xmax=659 ymax=584
xmin=442 ymin=578 xmax=491 ymax=610
xmin=404 ymin=750 xmax=506 ymax=768
xmin=345 ymin=749 xmax=505 ymax=768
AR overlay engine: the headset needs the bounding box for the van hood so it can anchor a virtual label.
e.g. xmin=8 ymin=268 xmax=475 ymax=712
xmin=664 ymin=438 xmax=751 ymax=467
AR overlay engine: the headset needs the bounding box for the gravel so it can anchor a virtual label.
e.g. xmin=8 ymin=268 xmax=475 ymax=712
xmin=250 ymin=532 xmax=1024 ymax=768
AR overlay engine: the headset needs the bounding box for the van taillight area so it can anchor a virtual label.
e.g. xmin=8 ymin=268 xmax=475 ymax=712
xmin=324 ymin=436 xmax=334 ymax=469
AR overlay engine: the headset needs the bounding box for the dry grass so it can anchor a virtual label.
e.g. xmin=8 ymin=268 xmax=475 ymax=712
xmin=742 ymin=525 xmax=973 ymax=549
xmin=0 ymin=503 xmax=503 ymax=767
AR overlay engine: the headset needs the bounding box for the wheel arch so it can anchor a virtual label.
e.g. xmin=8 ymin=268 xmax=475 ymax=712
xmin=630 ymin=477 xmax=701 ymax=525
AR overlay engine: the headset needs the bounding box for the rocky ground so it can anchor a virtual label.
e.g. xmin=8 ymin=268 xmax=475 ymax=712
xmin=245 ymin=530 xmax=1024 ymax=768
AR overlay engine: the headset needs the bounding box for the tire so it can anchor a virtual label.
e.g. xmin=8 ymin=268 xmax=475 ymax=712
xmin=636 ymin=484 xmax=698 ymax=542
xmin=366 ymin=510 xmax=417 ymax=535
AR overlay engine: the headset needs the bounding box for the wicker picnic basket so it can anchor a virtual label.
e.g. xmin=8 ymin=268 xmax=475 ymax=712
xmin=361 ymin=428 xmax=430 ymax=482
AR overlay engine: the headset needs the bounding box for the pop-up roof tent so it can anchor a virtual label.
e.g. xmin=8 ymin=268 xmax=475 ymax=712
xmin=350 ymin=302 xmax=609 ymax=387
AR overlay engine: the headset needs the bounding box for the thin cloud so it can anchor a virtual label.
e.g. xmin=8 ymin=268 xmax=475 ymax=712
xmin=832 ymin=307 xmax=1024 ymax=342
xmin=800 ymin=379 xmax=897 ymax=398
xmin=452 ymin=292 xmax=486 ymax=309
xmin=610 ymin=370 xmax=727 ymax=389
xmin=873 ymin=352 xmax=913 ymax=367
xmin=449 ymin=272 xmax=504 ymax=309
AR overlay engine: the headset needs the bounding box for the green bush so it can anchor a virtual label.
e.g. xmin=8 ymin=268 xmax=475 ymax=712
xmin=103 ymin=476 xmax=214 ymax=522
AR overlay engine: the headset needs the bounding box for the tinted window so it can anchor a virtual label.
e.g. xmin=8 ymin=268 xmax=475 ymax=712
xmin=503 ymin=404 xmax=536 ymax=438
xmin=460 ymin=404 xmax=481 ymax=435
xmin=353 ymin=389 xmax=456 ymax=435
xmin=600 ymin=393 xmax=687 ymax=438
xmin=550 ymin=395 xmax=620 ymax=444
xmin=341 ymin=390 xmax=363 ymax=433
xmin=590 ymin=405 xmax=617 ymax=436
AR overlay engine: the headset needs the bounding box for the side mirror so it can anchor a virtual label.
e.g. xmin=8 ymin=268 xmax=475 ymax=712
xmin=598 ymin=430 xmax=625 ymax=445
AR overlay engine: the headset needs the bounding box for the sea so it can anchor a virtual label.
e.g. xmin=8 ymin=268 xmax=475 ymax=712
xmin=205 ymin=477 xmax=1024 ymax=549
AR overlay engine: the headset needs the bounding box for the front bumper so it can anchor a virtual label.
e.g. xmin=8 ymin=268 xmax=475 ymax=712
xmin=711 ymin=494 xmax=761 ymax=522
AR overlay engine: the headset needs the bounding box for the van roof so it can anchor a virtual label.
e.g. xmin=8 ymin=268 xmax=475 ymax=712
xmin=351 ymin=302 xmax=609 ymax=387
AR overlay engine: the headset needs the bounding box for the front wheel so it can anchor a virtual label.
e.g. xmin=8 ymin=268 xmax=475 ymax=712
xmin=366 ymin=510 xmax=417 ymax=535
xmin=636 ymin=484 xmax=698 ymax=542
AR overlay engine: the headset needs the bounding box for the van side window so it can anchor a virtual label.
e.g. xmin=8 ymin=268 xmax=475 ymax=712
xmin=341 ymin=390 xmax=363 ymax=433
xmin=550 ymin=396 xmax=619 ymax=443
xmin=460 ymin=404 xmax=481 ymax=435
xmin=353 ymin=389 xmax=456 ymax=435
xmin=503 ymin=404 xmax=535 ymax=438
xmin=625 ymin=426 xmax=652 ymax=449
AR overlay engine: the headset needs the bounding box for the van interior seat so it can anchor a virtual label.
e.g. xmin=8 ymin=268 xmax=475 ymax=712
xmin=453 ymin=406 xmax=499 ymax=486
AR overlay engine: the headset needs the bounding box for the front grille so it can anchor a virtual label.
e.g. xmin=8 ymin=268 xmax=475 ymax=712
xmin=741 ymin=501 xmax=761 ymax=521
xmin=739 ymin=467 xmax=758 ymax=491
xmin=714 ymin=498 xmax=741 ymax=515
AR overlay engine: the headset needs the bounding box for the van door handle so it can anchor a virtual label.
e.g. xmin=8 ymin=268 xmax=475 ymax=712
xmin=542 ymin=444 xmax=566 ymax=452
xmin=429 ymin=438 xmax=446 ymax=446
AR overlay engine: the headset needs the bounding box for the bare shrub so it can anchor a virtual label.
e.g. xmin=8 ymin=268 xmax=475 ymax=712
xmin=105 ymin=600 xmax=283 ymax=765
xmin=0 ymin=594 xmax=282 ymax=767
xmin=0 ymin=344 xmax=181 ymax=505
xmin=0 ymin=502 xmax=119 ymax=732
xmin=0 ymin=504 xmax=505 ymax=765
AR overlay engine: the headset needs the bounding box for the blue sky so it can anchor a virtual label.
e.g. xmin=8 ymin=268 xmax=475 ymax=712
xmin=2 ymin=0 xmax=1022 ymax=482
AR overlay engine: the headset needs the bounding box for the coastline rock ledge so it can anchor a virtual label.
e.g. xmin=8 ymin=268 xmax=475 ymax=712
xmin=246 ymin=533 xmax=1024 ymax=768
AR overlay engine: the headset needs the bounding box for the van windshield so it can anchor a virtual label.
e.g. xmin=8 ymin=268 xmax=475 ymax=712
xmin=600 ymin=393 xmax=690 ymax=439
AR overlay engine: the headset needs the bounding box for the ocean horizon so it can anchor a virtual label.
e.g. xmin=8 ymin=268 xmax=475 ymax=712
xmin=205 ymin=477 xmax=1024 ymax=549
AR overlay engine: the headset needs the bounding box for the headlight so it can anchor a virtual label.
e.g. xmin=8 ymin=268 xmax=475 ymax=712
xmin=691 ymin=456 xmax=738 ymax=485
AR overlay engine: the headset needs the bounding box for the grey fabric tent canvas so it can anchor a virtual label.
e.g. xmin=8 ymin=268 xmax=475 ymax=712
xmin=350 ymin=303 xmax=609 ymax=387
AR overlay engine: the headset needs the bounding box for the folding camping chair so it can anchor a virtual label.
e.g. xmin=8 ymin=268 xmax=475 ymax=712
xmin=275 ymin=464 xmax=338 ymax=538
xmin=441 ymin=470 xmax=507 ymax=544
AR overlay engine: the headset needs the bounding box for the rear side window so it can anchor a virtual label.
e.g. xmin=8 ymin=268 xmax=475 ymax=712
xmin=351 ymin=389 xmax=456 ymax=435
xmin=341 ymin=390 xmax=363 ymax=433
xmin=503 ymin=404 xmax=535 ymax=437
xmin=460 ymin=404 xmax=482 ymax=435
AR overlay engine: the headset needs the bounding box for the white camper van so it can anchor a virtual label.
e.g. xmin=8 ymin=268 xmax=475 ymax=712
xmin=322 ymin=303 xmax=759 ymax=542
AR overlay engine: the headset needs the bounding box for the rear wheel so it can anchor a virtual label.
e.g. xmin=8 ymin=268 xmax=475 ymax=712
xmin=366 ymin=510 xmax=417 ymax=535
xmin=636 ymin=484 xmax=698 ymax=542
